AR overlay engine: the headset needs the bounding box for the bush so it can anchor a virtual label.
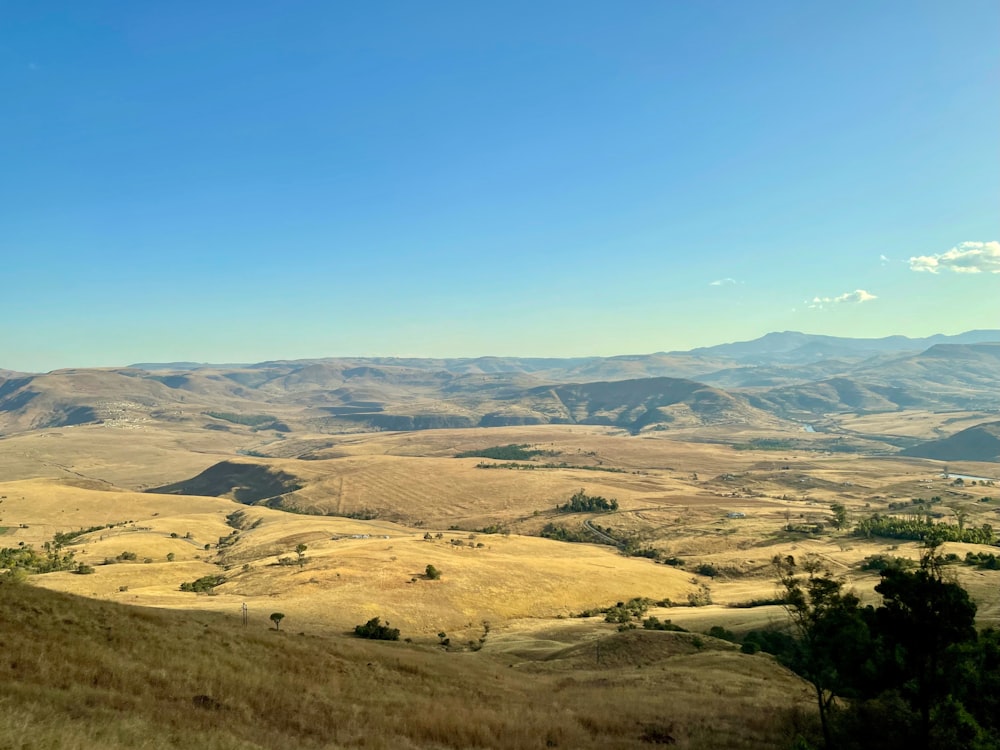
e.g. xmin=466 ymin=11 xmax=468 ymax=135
xmin=354 ymin=617 xmax=400 ymax=641
xmin=179 ymin=574 xmax=225 ymax=593
xmin=556 ymin=489 xmax=618 ymax=513
xmin=706 ymin=625 xmax=738 ymax=642
xmin=425 ymin=564 xmax=441 ymax=580
xmin=642 ymin=616 xmax=686 ymax=632
xmin=860 ymin=554 xmax=915 ymax=573
xmin=455 ymin=444 xmax=551 ymax=460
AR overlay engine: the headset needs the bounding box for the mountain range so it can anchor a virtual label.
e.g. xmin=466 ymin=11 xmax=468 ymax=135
xmin=2 ymin=330 xmax=998 ymax=439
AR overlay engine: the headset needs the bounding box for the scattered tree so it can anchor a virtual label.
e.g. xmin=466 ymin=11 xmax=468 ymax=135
xmin=830 ymin=502 xmax=848 ymax=530
xmin=270 ymin=612 xmax=285 ymax=631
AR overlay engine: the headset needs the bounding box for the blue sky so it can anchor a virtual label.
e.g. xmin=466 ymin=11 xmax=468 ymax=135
xmin=2 ymin=1 xmax=998 ymax=371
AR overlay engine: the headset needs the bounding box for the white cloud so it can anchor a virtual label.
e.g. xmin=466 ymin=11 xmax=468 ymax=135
xmin=909 ymin=241 xmax=1000 ymax=274
xmin=879 ymin=254 xmax=889 ymax=265
xmin=709 ymin=277 xmax=737 ymax=286
xmin=808 ymin=289 xmax=878 ymax=309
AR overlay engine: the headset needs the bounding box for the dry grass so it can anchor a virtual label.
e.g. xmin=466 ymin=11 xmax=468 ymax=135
xmin=0 ymin=578 xmax=815 ymax=749
xmin=1 ymin=418 xmax=998 ymax=748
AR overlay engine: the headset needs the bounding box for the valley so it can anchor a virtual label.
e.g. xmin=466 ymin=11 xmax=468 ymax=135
xmin=2 ymin=331 xmax=1000 ymax=748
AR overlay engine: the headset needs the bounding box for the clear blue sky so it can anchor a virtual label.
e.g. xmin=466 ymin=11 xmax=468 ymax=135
xmin=3 ymin=1 xmax=998 ymax=371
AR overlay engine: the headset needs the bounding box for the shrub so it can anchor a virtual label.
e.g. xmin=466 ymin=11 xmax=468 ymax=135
xmin=860 ymin=554 xmax=915 ymax=573
xmin=179 ymin=574 xmax=225 ymax=593
xmin=706 ymin=625 xmax=738 ymax=642
xmin=556 ymin=489 xmax=618 ymax=513
xmin=354 ymin=617 xmax=400 ymax=641
xmin=642 ymin=616 xmax=686 ymax=632
xmin=455 ymin=444 xmax=549 ymax=461
xmin=425 ymin=564 xmax=441 ymax=580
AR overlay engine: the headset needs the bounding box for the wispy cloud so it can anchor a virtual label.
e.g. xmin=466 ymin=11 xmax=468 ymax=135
xmin=910 ymin=241 xmax=1000 ymax=274
xmin=808 ymin=289 xmax=877 ymax=309
xmin=709 ymin=277 xmax=737 ymax=286
xmin=879 ymin=254 xmax=890 ymax=265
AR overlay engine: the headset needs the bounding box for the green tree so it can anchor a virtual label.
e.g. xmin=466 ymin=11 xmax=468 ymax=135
xmin=354 ymin=617 xmax=400 ymax=641
xmin=425 ymin=564 xmax=441 ymax=580
xmin=830 ymin=502 xmax=848 ymax=530
xmin=295 ymin=543 xmax=307 ymax=568
xmin=269 ymin=612 xmax=285 ymax=631
xmin=871 ymin=546 xmax=978 ymax=746
xmin=774 ymin=554 xmax=871 ymax=749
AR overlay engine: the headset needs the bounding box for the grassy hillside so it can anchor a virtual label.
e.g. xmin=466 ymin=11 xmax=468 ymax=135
xmin=0 ymin=578 xmax=814 ymax=749
xmin=902 ymin=420 xmax=1000 ymax=462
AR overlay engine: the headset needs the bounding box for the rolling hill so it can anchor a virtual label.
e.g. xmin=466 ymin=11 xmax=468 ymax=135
xmin=3 ymin=331 xmax=999 ymax=440
xmin=901 ymin=420 xmax=1000 ymax=462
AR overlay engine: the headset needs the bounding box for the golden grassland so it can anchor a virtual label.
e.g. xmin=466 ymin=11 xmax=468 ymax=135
xmin=0 ymin=422 xmax=248 ymax=488
xmin=2 ymin=418 xmax=999 ymax=747
xmin=0 ymin=578 xmax=816 ymax=750
xmin=3 ymin=422 xmax=999 ymax=635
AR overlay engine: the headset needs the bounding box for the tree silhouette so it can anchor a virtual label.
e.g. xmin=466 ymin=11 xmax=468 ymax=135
xmin=269 ymin=612 xmax=285 ymax=631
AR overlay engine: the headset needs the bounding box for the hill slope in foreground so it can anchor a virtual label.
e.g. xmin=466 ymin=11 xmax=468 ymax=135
xmin=0 ymin=578 xmax=812 ymax=750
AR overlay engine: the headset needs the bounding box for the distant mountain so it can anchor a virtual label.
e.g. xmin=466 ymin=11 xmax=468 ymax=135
xmin=2 ymin=330 xmax=999 ymax=437
xmin=684 ymin=330 xmax=1000 ymax=366
xmin=901 ymin=421 xmax=1000 ymax=462
xmin=129 ymin=361 xmax=251 ymax=371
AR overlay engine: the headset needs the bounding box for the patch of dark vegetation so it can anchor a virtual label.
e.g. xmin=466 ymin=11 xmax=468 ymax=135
xmin=474 ymin=461 xmax=629 ymax=473
xmin=353 ymin=617 xmax=400 ymax=641
xmin=638 ymin=722 xmax=676 ymax=744
xmin=768 ymin=550 xmax=1000 ymax=748
xmin=964 ymin=551 xmax=1000 ymax=570
xmin=53 ymin=521 xmax=132 ymax=546
xmin=727 ymin=597 xmax=787 ymax=609
xmin=539 ymin=522 xmax=599 ymax=544
xmin=475 ymin=523 xmax=510 ymax=535
xmin=539 ymin=521 xmax=663 ymax=561
xmin=694 ymin=563 xmax=719 ymax=578
xmin=858 ymin=554 xmax=916 ymax=573
xmin=642 ymin=616 xmax=687 ymax=632
xmin=179 ymin=574 xmax=225 ymax=593
xmin=854 ymin=515 xmax=995 ymax=544
xmin=556 ymin=489 xmax=619 ymax=513
xmin=455 ymin=443 xmax=555 ymax=460
xmin=0 ymin=543 xmax=76 ymax=574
